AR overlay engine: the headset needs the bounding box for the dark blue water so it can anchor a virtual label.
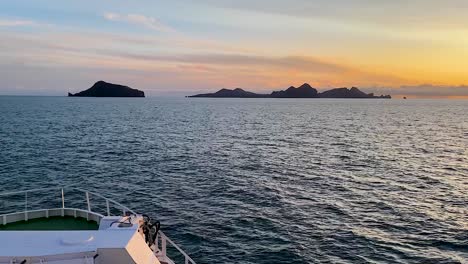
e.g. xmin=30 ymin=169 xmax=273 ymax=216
xmin=0 ymin=96 xmax=467 ymax=263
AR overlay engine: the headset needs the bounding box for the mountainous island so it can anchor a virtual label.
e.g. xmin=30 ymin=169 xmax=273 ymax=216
xmin=188 ymin=83 xmax=391 ymax=99
xmin=68 ymin=81 xmax=145 ymax=97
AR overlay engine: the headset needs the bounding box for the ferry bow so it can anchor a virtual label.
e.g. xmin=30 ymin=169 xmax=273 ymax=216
xmin=0 ymin=187 xmax=196 ymax=264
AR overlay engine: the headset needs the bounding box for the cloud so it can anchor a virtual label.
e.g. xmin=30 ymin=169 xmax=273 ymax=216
xmin=96 ymin=51 xmax=349 ymax=73
xmin=0 ymin=31 xmax=350 ymax=74
xmin=0 ymin=19 xmax=36 ymax=27
xmin=0 ymin=30 xmax=407 ymax=92
xmin=360 ymin=84 xmax=468 ymax=98
xmin=198 ymin=0 xmax=468 ymax=29
xmin=398 ymin=84 xmax=468 ymax=97
xmin=1 ymin=29 xmax=466 ymax=97
xmin=103 ymin=12 xmax=174 ymax=32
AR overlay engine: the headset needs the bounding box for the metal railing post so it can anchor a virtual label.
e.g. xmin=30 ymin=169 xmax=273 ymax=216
xmin=61 ymin=188 xmax=65 ymax=216
xmin=61 ymin=188 xmax=65 ymax=208
xmin=155 ymin=233 xmax=159 ymax=250
xmin=185 ymin=256 xmax=189 ymax=264
xmin=86 ymin=192 xmax=91 ymax=212
xmin=161 ymin=234 xmax=167 ymax=257
xmin=106 ymin=199 xmax=110 ymax=216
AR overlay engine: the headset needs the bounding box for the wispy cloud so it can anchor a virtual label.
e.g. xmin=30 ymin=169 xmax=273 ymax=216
xmin=99 ymin=51 xmax=351 ymax=75
xmin=0 ymin=30 xmax=408 ymax=91
xmin=0 ymin=19 xmax=36 ymax=27
xmin=103 ymin=12 xmax=174 ymax=32
xmin=397 ymin=84 xmax=468 ymax=97
xmin=1 ymin=29 xmax=467 ymax=97
xmin=359 ymin=84 xmax=468 ymax=98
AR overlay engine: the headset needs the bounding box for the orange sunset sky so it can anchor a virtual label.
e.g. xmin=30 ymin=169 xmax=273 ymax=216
xmin=1 ymin=0 xmax=468 ymax=98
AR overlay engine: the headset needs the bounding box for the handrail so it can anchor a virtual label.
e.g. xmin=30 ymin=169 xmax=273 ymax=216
xmin=159 ymin=231 xmax=196 ymax=264
xmin=73 ymin=188 xmax=136 ymax=215
xmin=0 ymin=187 xmax=136 ymax=215
xmin=0 ymin=186 xmax=63 ymax=197
xmin=0 ymin=186 xmax=196 ymax=264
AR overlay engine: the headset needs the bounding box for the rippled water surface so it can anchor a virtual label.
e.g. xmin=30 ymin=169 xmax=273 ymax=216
xmin=0 ymin=96 xmax=467 ymax=263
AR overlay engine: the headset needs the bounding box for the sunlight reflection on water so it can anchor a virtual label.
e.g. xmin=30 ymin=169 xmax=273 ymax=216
xmin=0 ymin=97 xmax=467 ymax=263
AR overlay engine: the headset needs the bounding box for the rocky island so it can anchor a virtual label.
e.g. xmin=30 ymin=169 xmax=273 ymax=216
xmin=190 ymin=88 xmax=268 ymax=98
xmin=68 ymin=81 xmax=145 ymax=97
xmin=270 ymin=83 xmax=319 ymax=98
xmin=188 ymin=83 xmax=391 ymax=99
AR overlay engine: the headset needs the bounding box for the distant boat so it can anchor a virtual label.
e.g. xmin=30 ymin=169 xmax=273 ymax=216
xmin=403 ymin=97 xmax=407 ymax=99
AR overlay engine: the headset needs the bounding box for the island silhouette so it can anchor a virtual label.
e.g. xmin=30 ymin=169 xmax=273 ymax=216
xmin=189 ymin=83 xmax=391 ymax=98
xmin=68 ymin=81 xmax=145 ymax=97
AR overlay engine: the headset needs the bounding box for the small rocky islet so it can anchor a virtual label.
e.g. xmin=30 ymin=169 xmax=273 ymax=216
xmin=68 ymin=81 xmax=145 ymax=97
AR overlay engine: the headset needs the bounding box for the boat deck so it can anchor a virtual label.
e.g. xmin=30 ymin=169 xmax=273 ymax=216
xmin=0 ymin=216 xmax=99 ymax=231
xmin=0 ymin=187 xmax=196 ymax=263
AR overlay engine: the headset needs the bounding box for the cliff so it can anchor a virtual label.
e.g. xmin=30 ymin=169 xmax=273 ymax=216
xmin=270 ymin=83 xmax=319 ymax=98
xmin=188 ymin=88 xmax=268 ymax=98
xmin=318 ymin=87 xmax=390 ymax=98
xmin=68 ymin=81 xmax=145 ymax=97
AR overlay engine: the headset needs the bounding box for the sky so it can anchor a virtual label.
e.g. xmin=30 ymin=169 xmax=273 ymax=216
xmin=1 ymin=0 xmax=468 ymax=98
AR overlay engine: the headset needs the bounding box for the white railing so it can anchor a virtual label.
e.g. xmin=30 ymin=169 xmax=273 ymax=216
xmin=157 ymin=231 xmax=196 ymax=264
xmin=0 ymin=186 xmax=135 ymax=218
xmin=0 ymin=186 xmax=196 ymax=264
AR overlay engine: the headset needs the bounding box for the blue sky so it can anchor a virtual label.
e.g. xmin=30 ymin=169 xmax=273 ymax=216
xmin=1 ymin=0 xmax=468 ymax=97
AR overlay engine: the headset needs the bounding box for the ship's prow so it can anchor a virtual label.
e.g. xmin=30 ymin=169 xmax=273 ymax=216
xmin=0 ymin=187 xmax=195 ymax=264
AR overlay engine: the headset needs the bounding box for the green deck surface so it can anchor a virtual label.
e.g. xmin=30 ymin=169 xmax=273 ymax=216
xmin=0 ymin=216 xmax=99 ymax=231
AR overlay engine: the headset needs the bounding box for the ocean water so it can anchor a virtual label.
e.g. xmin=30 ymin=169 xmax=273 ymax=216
xmin=0 ymin=96 xmax=467 ymax=263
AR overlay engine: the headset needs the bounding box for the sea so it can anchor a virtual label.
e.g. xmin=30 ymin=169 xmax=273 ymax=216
xmin=0 ymin=96 xmax=467 ymax=264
